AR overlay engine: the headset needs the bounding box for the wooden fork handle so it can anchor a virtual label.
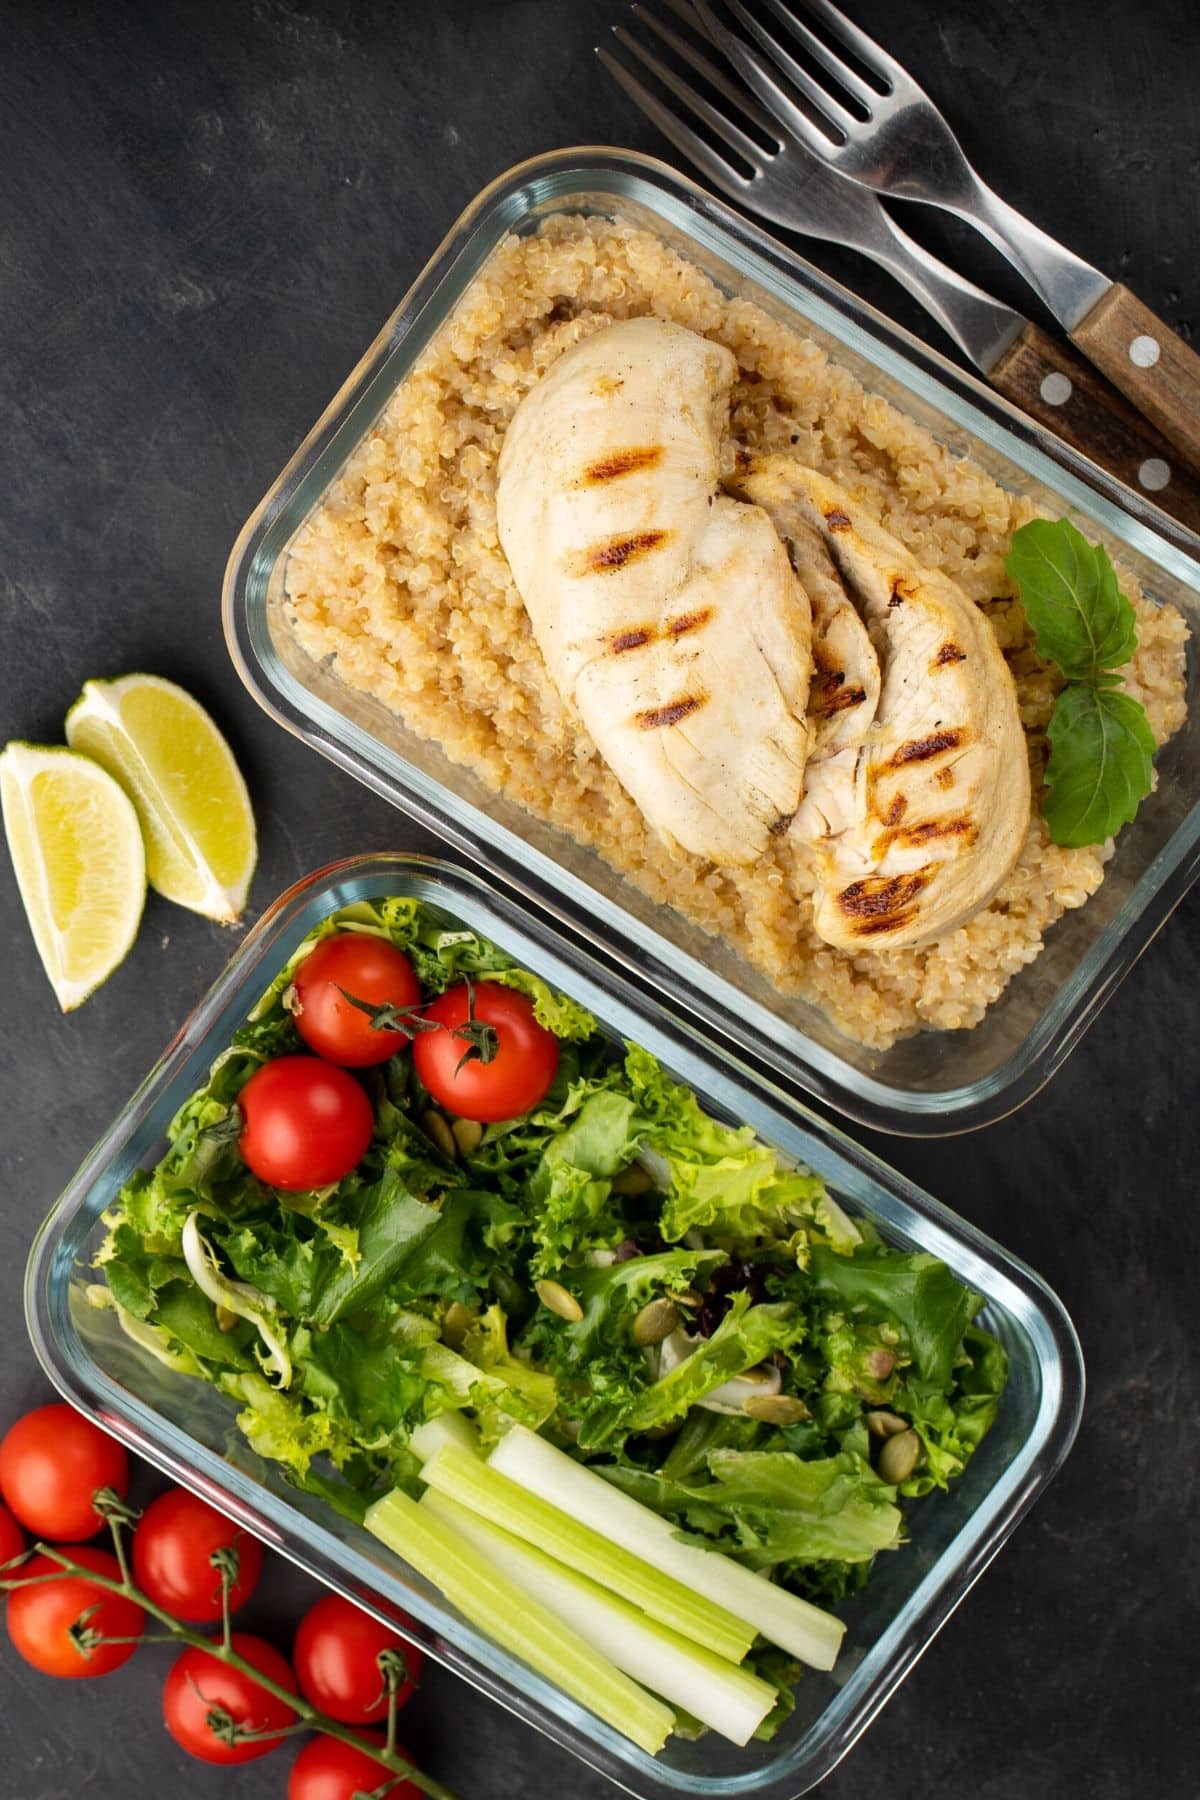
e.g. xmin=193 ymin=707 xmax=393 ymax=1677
xmin=989 ymin=320 xmax=1200 ymax=538
xmin=1069 ymin=283 xmax=1200 ymax=475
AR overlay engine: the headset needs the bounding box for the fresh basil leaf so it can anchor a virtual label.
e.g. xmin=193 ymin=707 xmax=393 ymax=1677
xmin=1043 ymin=682 xmax=1155 ymax=847
xmin=1005 ymin=517 xmax=1137 ymax=680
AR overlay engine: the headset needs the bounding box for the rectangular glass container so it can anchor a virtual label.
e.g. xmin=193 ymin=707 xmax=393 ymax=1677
xmin=222 ymin=149 xmax=1200 ymax=1135
xmin=26 ymin=853 xmax=1083 ymax=1799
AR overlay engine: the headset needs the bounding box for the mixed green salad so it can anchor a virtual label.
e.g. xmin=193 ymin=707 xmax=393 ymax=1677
xmin=93 ymin=897 xmax=1007 ymax=1752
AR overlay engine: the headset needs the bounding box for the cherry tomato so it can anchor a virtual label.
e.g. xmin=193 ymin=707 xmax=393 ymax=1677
xmin=163 ymin=1631 xmax=299 ymax=1764
xmin=412 ymin=982 xmax=558 ymax=1123
xmin=293 ymin=1592 xmax=423 ymax=1725
xmin=288 ymin=1731 xmax=420 ymax=1800
xmin=0 ymin=1404 xmax=128 ymax=1542
xmin=0 ymin=1503 xmax=25 ymax=1569
xmin=132 ymin=1488 xmax=265 ymax=1623
xmin=292 ymin=934 xmax=421 ymax=1067
xmin=238 ymin=1056 xmax=374 ymax=1191
xmin=6 ymin=1546 xmax=144 ymax=1678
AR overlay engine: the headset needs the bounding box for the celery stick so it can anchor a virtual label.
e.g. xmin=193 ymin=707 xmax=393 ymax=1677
xmin=365 ymin=1486 xmax=674 ymax=1757
xmin=423 ymin=1490 xmax=777 ymax=1747
xmin=490 ymin=1425 xmax=845 ymax=1672
xmin=420 ymin=1445 xmax=755 ymax=1665
xmin=410 ymin=1411 xmax=480 ymax=1464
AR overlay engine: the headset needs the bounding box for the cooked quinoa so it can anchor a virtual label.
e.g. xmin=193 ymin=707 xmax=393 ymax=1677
xmin=282 ymin=215 xmax=1189 ymax=1050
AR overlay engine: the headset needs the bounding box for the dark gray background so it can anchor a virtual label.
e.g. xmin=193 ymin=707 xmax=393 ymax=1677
xmin=1 ymin=1 xmax=1197 ymax=1796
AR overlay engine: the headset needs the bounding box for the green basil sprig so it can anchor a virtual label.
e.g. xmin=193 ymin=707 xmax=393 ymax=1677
xmin=1004 ymin=518 xmax=1155 ymax=847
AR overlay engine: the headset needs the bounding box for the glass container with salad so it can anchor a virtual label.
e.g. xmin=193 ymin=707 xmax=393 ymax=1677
xmin=27 ymin=856 xmax=1083 ymax=1796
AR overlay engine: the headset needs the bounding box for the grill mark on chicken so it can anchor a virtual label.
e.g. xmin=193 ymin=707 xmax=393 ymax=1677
xmin=817 ymin=681 xmax=869 ymax=717
xmin=579 ymin=529 xmax=672 ymax=574
xmin=880 ymin=794 xmax=908 ymax=827
xmin=581 ymin=445 xmax=664 ymax=484
xmin=610 ymin=626 xmax=654 ymax=654
xmin=878 ymin=815 xmax=978 ymax=853
xmin=824 ymin=508 xmax=852 ymax=532
xmin=890 ymin=727 xmax=966 ymax=767
xmin=835 ymin=870 xmax=932 ymax=930
xmin=934 ymin=641 xmax=967 ymax=667
xmin=934 ymin=766 xmax=957 ymax=790
xmin=636 ymin=694 xmax=707 ymax=730
xmin=768 ymin=811 xmax=795 ymax=836
xmin=666 ymin=606 xmax=713 ymax=638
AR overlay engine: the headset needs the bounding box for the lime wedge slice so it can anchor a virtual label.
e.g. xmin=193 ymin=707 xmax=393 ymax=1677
xmin=0 ymin=742 xmax=146 ymax=1010
xmin=66 ymin=674 xmax=256 ymax=922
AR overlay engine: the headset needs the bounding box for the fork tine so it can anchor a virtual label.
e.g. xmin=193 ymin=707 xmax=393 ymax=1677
xmin=611 ymin=23 xmax=773 ymax=170
xmin=690 ymin=0 xmax=844 ymax=148
xmin=720 ymin=0 xmax=857 ymax=131
xmin=758 ymin=0 xmax=879 ymax=108
xmin=797 ymin=0 xmax=912 ymax=95
xmin=632 ymin=3 xmax=782 ymax=142
xmin=597 ymin=46 xmax=752 ymax=196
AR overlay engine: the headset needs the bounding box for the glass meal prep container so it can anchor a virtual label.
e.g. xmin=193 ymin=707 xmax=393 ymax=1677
xmin=223 ymin=148 xmax=1200 ymax=1137
xmin=26 ymin=854 xmax=1084 ymax=1800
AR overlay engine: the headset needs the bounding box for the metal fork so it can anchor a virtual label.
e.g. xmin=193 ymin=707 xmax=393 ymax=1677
xmin=599 ymin=3 xmax=1021 ymax=370
xmin=598 ymin=2 xmax=1200 ymax=532
xmin=691 ymin=0 xmax=1200 ymax=473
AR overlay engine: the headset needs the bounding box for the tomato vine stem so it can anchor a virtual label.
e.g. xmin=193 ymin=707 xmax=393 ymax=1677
xmin=0 ymin=1493 xmax=460 ymax=1800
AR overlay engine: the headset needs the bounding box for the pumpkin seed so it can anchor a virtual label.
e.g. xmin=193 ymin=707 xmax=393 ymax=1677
xmin=631 ymin=1298 xmax=680 ymax=1346
xmin=422 ymin=1110 xmax=458 ymax=1160
xmin=878 ymin=1427 xmax=922 ymax=1485
xmin=442 ymin=1301 xmax=473 ymax=1349
xmin=664 ymin=1288 xmax=701 ymax=1308
xmin=742 ymin=1394 xmax=810 ymax=1425
xmin=735 ymin=1365 xmax=776 ymax=1388
xmin=451 ymin=1117 xmax=483 ymax=1157
xmin=866 ymin=1410 xmax=909 ymax=1439
xmin=535 ymin=1279 xmax=584 ymax=1323
xmin=610 ymin=1163 xmax=654 ymax=1195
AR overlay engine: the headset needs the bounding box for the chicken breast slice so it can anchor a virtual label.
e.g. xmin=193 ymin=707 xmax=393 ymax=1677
xmin=727 ymin=453 xmax=881 ymax=841
xmin=735 ymin=460 xmax=1030 ymax=949
xmin=496 ymin=317 xmax=813 ymax=865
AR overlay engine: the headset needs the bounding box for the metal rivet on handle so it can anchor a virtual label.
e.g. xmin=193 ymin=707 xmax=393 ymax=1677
xmin=1129 ymin=334 xmax=1161 ymax=368
xmin=1039 ymin=372 xmax=1073 ymax=406
xmin=1138 ymin=458 xmax=1171 ymax=492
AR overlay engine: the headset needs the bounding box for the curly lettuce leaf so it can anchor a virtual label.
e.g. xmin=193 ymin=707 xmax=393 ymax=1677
xmin=623 ymin=1045 xmax=830 ymax=1249
xmin=528 ymin=1090 xmax=642 ymax=1274
xmin=893 ymin=1326 xmax=1010 ymax=1496
xmin=624 ymin=1295 xmax=806 ymax=1434
xmin=809 ymin=1243 xmax=979 ymax=1389
xmin=459 ymin=1305 xmax=558 ymax=1440
xmin=604 ymin=1445 xmax=900 ymax=1566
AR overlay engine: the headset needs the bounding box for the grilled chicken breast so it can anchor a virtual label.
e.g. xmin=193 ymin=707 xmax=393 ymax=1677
xmin=729 ymin=454 xmax=880 ymax=842
xmin=734 ymin=459 xmax=1030 ymax=949
xmin=496 ymin=317 xmax=813 ymax=866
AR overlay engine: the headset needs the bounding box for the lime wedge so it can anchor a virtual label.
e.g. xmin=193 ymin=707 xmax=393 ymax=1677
xmin=66 ymin=674 xmax=256 ymax=922
xmin=0 ymin=743 xmax=146 ymax=1010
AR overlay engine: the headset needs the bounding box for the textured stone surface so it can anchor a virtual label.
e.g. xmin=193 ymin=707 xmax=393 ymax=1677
xmin=0 ymin=1 xmax=1196 ymax=1795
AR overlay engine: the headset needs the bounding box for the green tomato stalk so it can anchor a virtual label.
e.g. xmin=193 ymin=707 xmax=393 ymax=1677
xmin=0 ymin=1487 xmax=460 ymax=1800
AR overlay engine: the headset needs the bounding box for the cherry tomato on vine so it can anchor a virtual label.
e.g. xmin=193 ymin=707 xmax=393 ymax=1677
xmin=6 ymin=1546 xmax=144 ymax=1678
xmin=0 ymin=1503 xmax=24 ymax=1569
xmin=293 ymin=1592 xmax=423 ymax=1725
xmin=288 ymin=1731 xmax=421 ymax=1800
xmin=163 ymin=1632 xmax=299 ymax=1764
xmin=291 ymin=934 xmax=421 ymax=1067
xmin=238 ymin=1056 xmax=374 ymax=1191
xmin=132 ymin=1488 xmax=265 ymax=1623
xmin=412 ymin=982 xmax=558 ymax=1123
xmin=0 ymin=1404 xmax=128 ymax=1542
